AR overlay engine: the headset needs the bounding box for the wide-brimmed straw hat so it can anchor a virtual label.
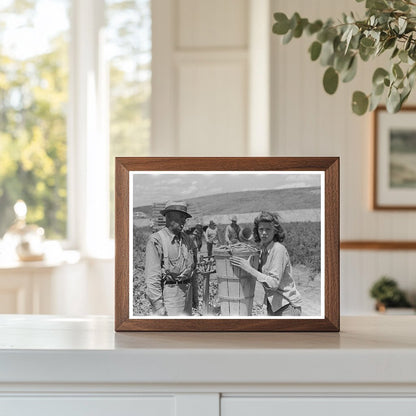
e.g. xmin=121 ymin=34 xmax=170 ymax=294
xmin=230 ymin=215 xmax=238 ymax=222
xmin=160 ymin=201 xmax=192 ymax=218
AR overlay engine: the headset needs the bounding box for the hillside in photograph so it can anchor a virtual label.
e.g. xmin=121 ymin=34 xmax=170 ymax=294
xmin=134 ymin=186 xmax=321 ymax=216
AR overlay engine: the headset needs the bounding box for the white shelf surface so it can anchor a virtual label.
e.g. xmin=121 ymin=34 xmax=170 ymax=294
xmin=0 ymin=315 xmax=415 ymax=388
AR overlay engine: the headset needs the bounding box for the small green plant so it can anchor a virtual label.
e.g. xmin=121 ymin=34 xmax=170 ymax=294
xmin=272 ymin=0 xmax=416 ymax=115
xmin=369 ymin=276 xmax=411 ymax=308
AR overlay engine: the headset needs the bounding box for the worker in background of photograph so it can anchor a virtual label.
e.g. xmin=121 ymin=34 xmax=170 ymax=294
xmin=230 ymin=211 xmax=302 ymax=316
xmin=145 ymin=201 xmax=196 ymax=316
xmin=205 ymin=220 xmax=218 ymax=257
xmin=225 ymin=215 xmax=241 ymax=245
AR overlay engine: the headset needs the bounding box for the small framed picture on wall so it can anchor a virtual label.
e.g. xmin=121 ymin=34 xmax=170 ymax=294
xmin=374 ymin=106 xmax=416 ymax=209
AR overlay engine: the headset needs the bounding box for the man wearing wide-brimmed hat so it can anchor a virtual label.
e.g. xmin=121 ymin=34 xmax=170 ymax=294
xmin=145 ymin=201 xmax=196 ymax=316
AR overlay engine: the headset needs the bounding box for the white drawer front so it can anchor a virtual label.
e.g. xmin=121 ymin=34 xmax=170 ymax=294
xmin=0 ymin=396 xmax=174 ymax=416
xmin=222 ymin=397 xmax=416 ymax=416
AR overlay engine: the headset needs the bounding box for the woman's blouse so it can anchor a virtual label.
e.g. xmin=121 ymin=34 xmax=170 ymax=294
xmin=257 ymin=241 xmax=302 ymax=311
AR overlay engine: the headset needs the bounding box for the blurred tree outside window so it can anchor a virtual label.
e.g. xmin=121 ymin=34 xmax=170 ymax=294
xmin=0 ymin=0 xmax=151 ymax=243
xmin=0 ymin=0 xmax=70 ymax=239
xmin=106 ymin=0 xmax=151 ymax=237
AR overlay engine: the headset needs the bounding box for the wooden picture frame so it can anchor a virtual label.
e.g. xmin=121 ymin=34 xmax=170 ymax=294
xmin=115 ymin=157 xmax=339 ymax=332
xmin=373 ymin=106 xmax=416 ymax=210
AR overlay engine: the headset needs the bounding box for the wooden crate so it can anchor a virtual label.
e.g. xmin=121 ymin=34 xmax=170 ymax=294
xmin=214 ymin=250 xmax=259 ymax=316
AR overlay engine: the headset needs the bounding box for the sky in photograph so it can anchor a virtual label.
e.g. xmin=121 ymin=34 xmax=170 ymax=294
xmin=132 ymin=172 xmax=321 ymax=207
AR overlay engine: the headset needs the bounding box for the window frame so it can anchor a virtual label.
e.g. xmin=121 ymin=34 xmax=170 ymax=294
xmin=67 ymin=0 xmax=111 ymax=257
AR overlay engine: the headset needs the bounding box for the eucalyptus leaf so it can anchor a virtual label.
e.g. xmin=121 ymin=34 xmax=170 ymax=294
xmin=393 ymin=63 xmax=404 ymax=79
xmin=390 ymin=21 xmax=400 ymax=34
xmin=341 ymin=26 xmax=352 ymax=43
xmin=369 ymin=92 xmax=383 ymax=111
xmin=386 ymin=87 xmax=401 ymax=112
xmin=307 ymin=20 xmax=323 ymax=35
xmin=323 ymin=67 xmax=339 ymax=94
xmin=317 ymin=29 xmax=328 ymax=43
xmin=408 ymin=71 xmax=416 ymax=88
xmin=282 ymin=29 xmax=294 ymax=44
xmin=399 ymin=49 xmax=408 ymax=63
xmin=391 ymin=47 xmax=399 ymax=59
xmin=320 ymin=40 xmax=335 ymax=66
xmin=345 ymin=25 xmax=359 ymax=52
xmin=352 ymin=91 xmax=369 ymax=115
xmin=359 ymin=44 xmax=375 ymax=61
xmin=290 ymin=12 xmax=301 ymax=30
xmin=347 ymin=13 xmax=356 ymax=24
xmin=309 ymin=41 xmax=322 ymax=61
xmin=398 ymin=17 xmax=407 ymax=34
xmin=334 ymin=52 xmax=352 ymax=72
xmin=369 ymin=30 xmax=380 ymax=44
xmin=393 ymin=0 xmax=410 ymax=12
xmin=273 ymin=13 xmax=290 ymax=35
xmin=293 ymin=18 xmax=308 ymax=38
xmin=350 ymin=32 xmax=361 ymax=49
xmin=383 ymin=37 xmax=396 ymax=50
xmin=374 ymin=82 xmax=385 ymax=96
xmin=401 ymin=87 xmax=411 ymax=104
xmin=372 ymin=68 xmax=389 ymax=85
xmin=333 ymin=35 xmax=341 ymax=51
xmin=360 ymin=37 xmax=375 ymax=48
xmin=342 ymin=56 xmax=358 ymax=82
xmin=366 ymin=0 xmax=388 ymax=10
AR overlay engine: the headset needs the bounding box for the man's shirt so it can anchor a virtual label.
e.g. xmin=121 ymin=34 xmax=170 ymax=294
xmin=145 ymin=227 xmax=195 ymax=311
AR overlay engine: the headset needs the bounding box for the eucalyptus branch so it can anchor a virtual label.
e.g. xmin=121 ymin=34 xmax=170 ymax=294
xmin=272 ymin=0 xmax=416 ymax=115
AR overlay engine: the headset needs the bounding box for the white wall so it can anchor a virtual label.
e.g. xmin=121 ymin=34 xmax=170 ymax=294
xmin=152 ymin=0 xmax=251 ymax=156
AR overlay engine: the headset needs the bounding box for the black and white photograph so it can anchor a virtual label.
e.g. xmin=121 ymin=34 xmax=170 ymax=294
xmin=129 ymin=171 xmax=324 ymax=319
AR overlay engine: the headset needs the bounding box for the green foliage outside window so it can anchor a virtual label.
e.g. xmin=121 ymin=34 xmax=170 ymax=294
xmin=0 ymin=1 xmax=69 ymax=238
xmin=0 ymin=0 xmax=151 ymax=240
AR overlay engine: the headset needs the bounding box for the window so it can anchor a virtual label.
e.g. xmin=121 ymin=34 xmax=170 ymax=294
xmin=0 ymin=0 xmax=151 ymax=252
xmin=0 ymin=0 xmax=70 ymax=239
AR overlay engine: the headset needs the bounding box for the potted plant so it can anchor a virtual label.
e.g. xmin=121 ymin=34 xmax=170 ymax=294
xmin=369 ymin=276 xmax=413 ymax=312
xmin=272 ymin=0 xmax=416 ymax=115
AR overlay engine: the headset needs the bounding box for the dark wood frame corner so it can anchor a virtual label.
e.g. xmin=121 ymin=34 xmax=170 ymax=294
xmin=373 ymin=105 xmax=416 ymax=211
xmin=115 ymin=157 xmax=340 ymax=332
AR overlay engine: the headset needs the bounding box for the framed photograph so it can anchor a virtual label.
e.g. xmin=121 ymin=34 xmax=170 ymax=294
xmin=374 ymin=106 xmax=416 ymax=209
xmin=115 ymin=157 xmax=339 ymax=332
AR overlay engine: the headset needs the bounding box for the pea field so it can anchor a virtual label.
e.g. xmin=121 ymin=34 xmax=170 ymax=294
xmin=132 ymin=221 xmax=321 ymax=317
